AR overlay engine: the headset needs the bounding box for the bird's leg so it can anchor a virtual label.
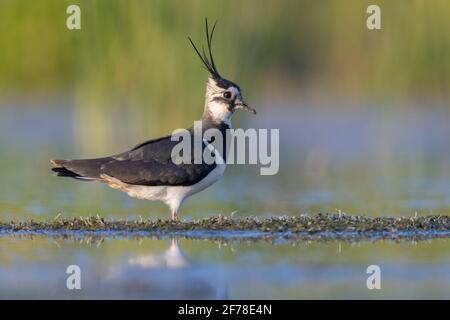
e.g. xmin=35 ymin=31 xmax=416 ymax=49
xmin=169 ymin=202 xmax=181 ymax=221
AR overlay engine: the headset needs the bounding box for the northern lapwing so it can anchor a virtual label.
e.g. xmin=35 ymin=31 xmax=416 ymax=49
xmin=51 ymin=19 xmax=256 ymax=220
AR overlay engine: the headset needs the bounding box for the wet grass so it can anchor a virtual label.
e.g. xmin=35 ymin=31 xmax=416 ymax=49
xmin=1 ymin=213 xmax=449 ymax=242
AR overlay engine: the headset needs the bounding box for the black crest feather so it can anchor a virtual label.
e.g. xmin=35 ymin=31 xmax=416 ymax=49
xmin=188 ymin=18 xmax=221 ymax=78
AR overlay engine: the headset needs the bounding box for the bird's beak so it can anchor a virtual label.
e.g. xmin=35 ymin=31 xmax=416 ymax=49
xmin=234 ymin=98 xmax=256 ymax=115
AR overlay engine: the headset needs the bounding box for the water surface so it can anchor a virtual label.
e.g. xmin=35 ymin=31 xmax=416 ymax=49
xmin=0 ymin=101 xmax=449 ymax=299
xmin=1 ymin=235 xmax=449 ymax=299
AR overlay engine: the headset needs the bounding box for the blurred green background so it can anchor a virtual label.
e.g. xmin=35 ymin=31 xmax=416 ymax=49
xmin=0 ymin=0 xmax=449 ymax=220
xmin=0 ymin=0 xmax=449 ymax=144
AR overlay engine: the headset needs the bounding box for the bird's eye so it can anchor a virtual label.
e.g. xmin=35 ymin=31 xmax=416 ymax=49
xmin=223 ymin=91 xmax=232 ymax=99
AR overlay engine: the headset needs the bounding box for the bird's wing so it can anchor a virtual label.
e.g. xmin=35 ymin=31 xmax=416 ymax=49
xmin=100 ymin=134 xmax=216 ymax=186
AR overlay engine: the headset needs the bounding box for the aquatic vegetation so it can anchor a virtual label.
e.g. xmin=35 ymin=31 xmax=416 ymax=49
xmin=1 ymin=214 xmax=449 ymax=242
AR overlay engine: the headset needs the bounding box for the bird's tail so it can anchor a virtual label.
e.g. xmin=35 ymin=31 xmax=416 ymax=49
xmin=51 ymin=166 xmax=85 ymax=179
xmin=50 ymin=158 xmax=112 ymax=181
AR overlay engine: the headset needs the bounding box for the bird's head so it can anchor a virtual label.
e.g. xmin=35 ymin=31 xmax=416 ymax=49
xmin=189 ymin=19 xmax=256 ymax=124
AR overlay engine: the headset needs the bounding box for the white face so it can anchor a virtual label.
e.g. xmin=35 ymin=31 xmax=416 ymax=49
xmin=205 ymin=77 xmax=241 ymax=124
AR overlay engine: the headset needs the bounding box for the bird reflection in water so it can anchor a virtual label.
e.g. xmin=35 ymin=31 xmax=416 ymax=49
xmin=103 ymin=237 xmax=228 ymax=299
xmin=128 ymin=238 xmax=189 ymax=269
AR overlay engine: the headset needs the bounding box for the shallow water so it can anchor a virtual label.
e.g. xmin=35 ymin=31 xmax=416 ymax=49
xmin=0 ymin=235 xmax=449 ymax=299
xmin=0 ymin=100 xmax=449 ymax=298
xmin=2 ymin=101 xmax=450 ymax=220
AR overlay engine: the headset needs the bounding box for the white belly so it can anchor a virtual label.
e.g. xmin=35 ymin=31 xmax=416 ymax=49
xmin=126 ymin=162 xmax=225 ymax=211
